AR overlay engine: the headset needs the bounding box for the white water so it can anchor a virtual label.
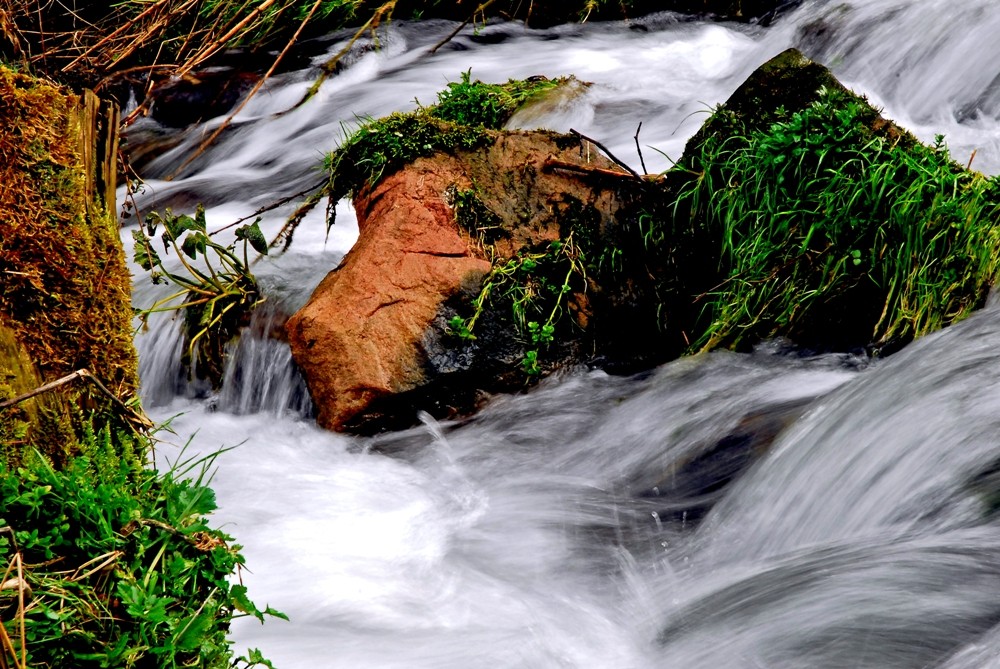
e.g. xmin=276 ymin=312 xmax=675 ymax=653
xmin=127 ymin=1 xmax=1000 ymax=666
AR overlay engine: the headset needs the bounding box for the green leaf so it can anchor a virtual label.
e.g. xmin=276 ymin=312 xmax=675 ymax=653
xmin=181 ymin=232 xmax=208 ymax=260
xmin=174 ymin=610 xmax=214 ymax=651
xmin=230 ymin=584 xmax=264 ymax=622
xmin=263 ymin=606 xmax=289 ymax=621
xmin=174 ymin=484 xmax=217 ymax=518
xmin=194 ymin=203 xmax=208 ymax=232
xmin=235 ymin=219 xmax=268 ymax=256
xmin=237 ymin=648 xmax=278 ymax=668
xmin=132 ymin=229 xmax=160 ymax=270
xmin=161 ymin=211 xmax=202 ymax=248
xmin=144 ymin=210 xmax=163 ymax=235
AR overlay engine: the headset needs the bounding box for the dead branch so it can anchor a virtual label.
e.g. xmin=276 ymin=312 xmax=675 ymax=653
xmin=543 ymin=157 xmax=634 ymax=180
xmin=283 ymin=0 xmax=397 ymax=115
xmin=0 ymin=369 xmax=153 ymax=432
xmin=175 ymin=0 xmax=281 ymax=79
xmin=569 ymin=128 xmax=644 ymax=182
xmin=209 ymin=177 xmax=327 ymax=238
xmin=428 ymin=0 xmax=499 ymax=55
xmin=168 ymin=0 xmax=325 ymax=180
xmin=634 ymin=121 xmax=649 ymax=175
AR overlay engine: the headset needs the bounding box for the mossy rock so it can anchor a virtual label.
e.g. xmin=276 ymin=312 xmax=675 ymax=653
xmin=663 ymin=48 xmax=1000 ymax=354
xmin=0 ymin=66 xmax=138 ymax=463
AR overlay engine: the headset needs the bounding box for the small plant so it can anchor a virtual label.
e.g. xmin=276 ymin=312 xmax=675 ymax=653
xmin=520 ymin=349 xmax=541 ymax=375
xmin=449 ymin=235 xmax=586 ymax=375
xmin=132 ymin=205 xmax=268 ymax=387
xmin=430 ymin=69 xmax=559 ymax=129
xmin=0 ymin=421 xmax=283 ymax=668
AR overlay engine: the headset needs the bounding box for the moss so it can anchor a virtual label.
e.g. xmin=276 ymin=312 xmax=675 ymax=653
xmin=430 ymin=71 xmax=561 ymax=129
xmin=282 ymin=73 xmax=567 ymax=242
xmin=0 ymin=65 xmax=138 ymax=463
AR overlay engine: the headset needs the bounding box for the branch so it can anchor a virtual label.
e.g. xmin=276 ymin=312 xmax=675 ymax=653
xmin=167 ymin=0 xmax=325 ymax=180
xmin=0 ymin=369 xmax=153 ymax=432
xmin=569 ymin=128 xmax=644 ymax=182
xmin=428 ymin=0 xmax=499 ymax=55
xmin=282 ymin=0 xmax=397 ymax=115
xmin=543 ymin=158 xmax=634 ymax=180
xmin=634 ymin=121 xmax=648 ymax=175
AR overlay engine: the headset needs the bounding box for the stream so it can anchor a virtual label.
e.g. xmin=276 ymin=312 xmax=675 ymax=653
xmin=126 ymin=1 xmax=1000 ymax=666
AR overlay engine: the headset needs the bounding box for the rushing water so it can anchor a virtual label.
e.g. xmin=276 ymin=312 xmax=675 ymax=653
xmin=127 ymin=1 xmax=1000 ymax=666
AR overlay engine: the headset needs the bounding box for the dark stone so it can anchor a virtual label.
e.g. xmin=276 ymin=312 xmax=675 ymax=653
xmin=639 ymin=398 xmax=812 ymax=527
xmin=149 ymin=68 xmax=260 ymax=129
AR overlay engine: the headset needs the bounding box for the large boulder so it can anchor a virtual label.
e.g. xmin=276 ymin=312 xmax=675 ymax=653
xmin=286 ymin=129 xmax=630 ymax=432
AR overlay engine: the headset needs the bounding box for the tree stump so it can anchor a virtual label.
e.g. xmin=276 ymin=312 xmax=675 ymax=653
xmin=0 ymin=66 xmax=137 ymax=464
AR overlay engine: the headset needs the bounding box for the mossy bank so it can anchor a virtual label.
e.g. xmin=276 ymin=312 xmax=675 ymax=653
xmin=0 ymin=65 xmax=138 ymax=464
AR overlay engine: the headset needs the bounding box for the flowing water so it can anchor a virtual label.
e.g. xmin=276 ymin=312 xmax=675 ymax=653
xmin=126 ymin=1 xmax=1000 ymax=666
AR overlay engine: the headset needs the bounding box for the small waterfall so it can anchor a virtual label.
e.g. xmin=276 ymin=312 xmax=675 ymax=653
xmin=133 ymin=278 xmax=313 ymax=417
xmin=215 ymin=305 xmax=312 ymax=416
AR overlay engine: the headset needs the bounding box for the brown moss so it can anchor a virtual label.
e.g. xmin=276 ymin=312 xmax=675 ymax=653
xmin=0 ymin=65 xmax=138 ymax=462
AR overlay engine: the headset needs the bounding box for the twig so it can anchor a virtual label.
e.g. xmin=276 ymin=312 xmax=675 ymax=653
xmin=15 ymin=554 xmax=24 ymax=669
xmin=0 ymin=618 xmax=9 ymax=669
xmin=634 ymin=121 xmax=648 ymax=175
xmin=569 ymin=128 xmax=644 ymax=182
xmin=176 ymin=0 xmax=281 ymax=79
xmin=209 ymin=178 xmax=327 ymax=237
xmin=0 ymin=369 xmax=153 ymax=432
xmin=167 ymin=0 xmax=325 ymax=180
xmin=543 ymin=158 xmax=633 ymax=180
xmin=0 ymin=540 xmax=17 ymax=668
xmin=282 ymin=0 xmax=397 ymax=115
xmin=0 ymin=3 xmax=25 ymax=64
xmin=428 ymin=0 xmax=498 ymax=55
xmin=69 ymin=551 xmax=122 ymax=582
xmin=60 ymin=0 xmax=168 ymax=72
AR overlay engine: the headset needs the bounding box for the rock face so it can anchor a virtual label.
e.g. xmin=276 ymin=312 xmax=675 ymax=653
xmin=286 ymin=131 xmax=627 ymax=432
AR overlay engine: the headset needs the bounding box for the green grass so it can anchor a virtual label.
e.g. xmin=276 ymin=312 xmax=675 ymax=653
xmin=0 ymin=421 xmax=281 ymax=669
xmin=670 ymin=86 xmax=1000 ymax=352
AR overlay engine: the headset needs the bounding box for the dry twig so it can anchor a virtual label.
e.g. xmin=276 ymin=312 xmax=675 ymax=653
xmin=168 ymin=0 xmax=326 ymax=179
xmin=0 ymin=369 xmax=153 ymax=432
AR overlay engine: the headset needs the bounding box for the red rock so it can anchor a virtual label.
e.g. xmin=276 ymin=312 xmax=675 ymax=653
xmin=286 ymin=130 xmax=625 ymax=432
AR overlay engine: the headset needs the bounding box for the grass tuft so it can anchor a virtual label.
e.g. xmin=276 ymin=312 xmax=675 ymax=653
xmin=0 ymin=421 xmax=282 ymax=669
xmin=670 ymin=86 xmax=1000 ymax=353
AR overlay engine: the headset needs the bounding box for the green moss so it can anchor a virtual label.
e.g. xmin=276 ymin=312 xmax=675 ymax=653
xmin=0 ymin=66 xmax=138 ymax=463
xmin=281 ymin=72 xmax=565 ymax=244
xmin=331 ymin=72 xmax=562 ymax=194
